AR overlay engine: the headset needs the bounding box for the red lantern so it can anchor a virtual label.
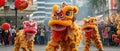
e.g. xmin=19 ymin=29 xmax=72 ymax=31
xmin=2 ymin=23 xmax=10 ymax=30
xmin=112 ymin=34 xmax=117 ymax=38
xmin=114 ymin=38 xmax=120 ymax=43
xmin=0 ymin=0 xmax=6 ymax=8
xmin=14 ymin=0 xmax=29 ymax=10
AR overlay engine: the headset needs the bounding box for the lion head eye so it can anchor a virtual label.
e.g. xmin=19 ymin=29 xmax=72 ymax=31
xmin=54 ymin=14 xmax=57 ymax=17
xmin=92 ymin=20 xmax=94 ymax=22
xmin=60 ymin=14 xmax=63 ymax=17
xmin=66 ymin=11 xmax=72 ymax=16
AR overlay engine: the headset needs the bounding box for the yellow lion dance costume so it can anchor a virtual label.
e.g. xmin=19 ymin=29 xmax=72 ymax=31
xmin=46 ymin=2 xmax=82 ymax=51
xmin=82 ymin=17 xmax=104 ymax=51
xmin=13 ymin=21 xmax=37 ymax=51
xmin=112 ymin=22 xmax=120 ymax=44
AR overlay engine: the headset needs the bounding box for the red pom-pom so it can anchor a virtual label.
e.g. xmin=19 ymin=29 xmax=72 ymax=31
xmin=0 ymin=0 xmax=6 ymax=8
xmin=112 ymin=34 xmax=117 ymax=38
xmin=2 ymin=23 xmax=10 ymax=30
xmin=114 ymin=38 xmax=120 ymax=43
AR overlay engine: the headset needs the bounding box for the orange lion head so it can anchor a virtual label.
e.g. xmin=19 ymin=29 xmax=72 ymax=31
xmin=48 ymin=2 xmax=78 ymax=31
xmin=82 ymin=17 xmax=98 ymax=35
xmin=48 ymin=2 xmax=80 ymax=42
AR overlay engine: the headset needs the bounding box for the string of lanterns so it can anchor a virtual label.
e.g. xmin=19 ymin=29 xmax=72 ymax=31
xmin=0 ymin=0 xmax=29 ymax=11
xmin=0 ymin=0 xmax=29 ymax=30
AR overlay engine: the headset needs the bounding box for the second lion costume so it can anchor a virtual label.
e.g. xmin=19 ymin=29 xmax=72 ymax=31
xmin=46 ymin=2 xmax=82 ymax=51
xmin=82 ymin=17 xmax=104 ymax=51
xmin=13 ymin=21 xmax=37 ymax=51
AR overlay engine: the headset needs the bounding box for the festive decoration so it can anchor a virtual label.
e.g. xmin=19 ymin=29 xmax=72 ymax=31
xmin=0 ymin=0 xmax=6 ymax=8
xmin=14 ymin=0 xmax=29 ymax=11
xmin=112 ymin=22 xmax=120 ymax=44
xmin=112 ymin=34 xmax=117 ymax=38
xmin=82 ymin=17 xmax=104 ymax=51
xmin=46 ymin=2 xmax=82 ymax=51
xmin=2 ymin=23 xmax=10 ymax=30
xmin=13 ymin=21 xmax=37 ymax=51
xmin=114 ymin=38 xmax=120 ymax=43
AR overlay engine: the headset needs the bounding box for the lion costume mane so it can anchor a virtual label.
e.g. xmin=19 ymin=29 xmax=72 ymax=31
xmin=45 ymin=2 xmax=82 ymax=51
xmin=82 ymin=17 xmax=104 ymax=51
xmin=112 ymin=22 xmax=120 ymax=44
xmin=13 ymin=21 xmax=37 ymax=51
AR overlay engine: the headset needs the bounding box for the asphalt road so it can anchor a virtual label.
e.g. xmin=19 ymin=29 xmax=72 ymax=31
xmin=0 ymin=45 xmax=120 ymax=51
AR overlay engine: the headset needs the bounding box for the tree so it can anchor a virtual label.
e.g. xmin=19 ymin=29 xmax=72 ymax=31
xmin=88 ymin=0 xmax=107 ymax=14
xmin=117 ymin=1 xmax=120 ymax=12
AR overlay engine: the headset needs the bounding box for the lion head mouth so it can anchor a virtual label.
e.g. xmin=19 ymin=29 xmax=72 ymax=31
xmin=51 ymin=24 xmax=67 ymax=31
xmin=83 ymin=27 xmax=95 ymax=32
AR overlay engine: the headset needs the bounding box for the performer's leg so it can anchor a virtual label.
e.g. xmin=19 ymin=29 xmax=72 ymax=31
xmin=13 ymin=46 xmax=20 ymax=51
xmin=70 ymin=42 xmax=78 ymax=51
xmin=22 ymin=48 xmax=28 ymax=51
xmin=46 ymin=41 xmax=59 ymax=51
xmin=60 ymin=48 xmax=68 ymax=51
xmin=84 ymin=38 xmax=91 ymax=51
xmin=13 ymin=37 xmax=20 ymax=51
xmin=29 ymin=47 xmax=34 ymax=51
xmin=28 ymin=41 xmax=35 ymax=51
xmin=92 ymin=35 xmax=104 ymax=51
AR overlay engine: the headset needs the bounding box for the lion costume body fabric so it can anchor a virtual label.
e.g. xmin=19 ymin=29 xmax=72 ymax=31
xmin=46 ymin=3 xmax=82 ymax=51
xmin=112 ymin=22 xmax=120 ymax=44
xmin=13 ymin=21 xmax=37 ymax=51
xmin=82 ymin=17 xmax=104 ymax=51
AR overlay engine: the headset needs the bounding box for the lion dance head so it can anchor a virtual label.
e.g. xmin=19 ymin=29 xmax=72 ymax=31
xmin=82 ymin=17 xmax=98 ymax=38
xmin=23 ymin=21 xmax=37 ymax=35
xmin=48 ymin=2 xmax=80 ymax=42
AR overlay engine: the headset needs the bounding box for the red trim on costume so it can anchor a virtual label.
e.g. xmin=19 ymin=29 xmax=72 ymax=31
xmin=85 ymin=31 xmax=95 ymax=38
xmin=52 ymin=30 xmax=67 ymax=42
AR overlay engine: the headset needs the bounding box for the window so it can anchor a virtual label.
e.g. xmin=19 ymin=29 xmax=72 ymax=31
xmin=33 ymin=13 xmax=45 ymax=16
xmin=38 ymin=8 xmax=45 ymax=11
xmin=37 ymin=4 xmax=45 ymax=6
xmin=37 ymin=0 xmax=44 ymax=1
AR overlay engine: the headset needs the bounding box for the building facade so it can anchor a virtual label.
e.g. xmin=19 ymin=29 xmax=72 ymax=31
xmin=30 ymin=0 xmax=73 ymax=24
xmin=0 ymin=0 xmax=36 ymax=27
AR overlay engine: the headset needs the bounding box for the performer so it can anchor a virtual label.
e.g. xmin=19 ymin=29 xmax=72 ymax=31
xmin=112 ymin=22 xmax=120 ymax=45
xmin=82 ymin=17 xmax=104 ymax=51
xmin=45 ymin=2 xmax=82 ymax=51
xmin=13 ymin=21 xmax=37 ymax=51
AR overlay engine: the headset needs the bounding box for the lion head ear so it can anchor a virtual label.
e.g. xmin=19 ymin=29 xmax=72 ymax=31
xmin=52 ymin=5 xmax=60 ymax=14
xmin=83 ymin=18 xmax=87 ymax=22
xmin=73 ymin=6 xmax=78 ymax=14
xmin=94 ymin=18 xmax=97 ymax=21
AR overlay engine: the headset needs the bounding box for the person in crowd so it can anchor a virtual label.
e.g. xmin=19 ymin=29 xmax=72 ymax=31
xmin=40 ymin=26 xmax=45 ymax=45
xmin=0 ymin=26 xmax=3 ymax=45
xmin=102 ymin=26 xmax=109 ymax=46
xmin=98 ymin=23 xmax=103 ymax=41
xmin=9 ymin=27 xmax=16 ymax=45
xmin=45 ymin=26 xmax=51 ymax=44
xmin=2 ymin=29 xmax=10 ymax=46
xmin=108 ymin=23 xmax=117 ymax=46
xmin=34 ymin=25 xmax=41 ymax=45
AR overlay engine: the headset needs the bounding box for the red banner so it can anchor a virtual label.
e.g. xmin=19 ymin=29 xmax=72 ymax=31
xmin=111 ymin=0 xmax=117 ymax=9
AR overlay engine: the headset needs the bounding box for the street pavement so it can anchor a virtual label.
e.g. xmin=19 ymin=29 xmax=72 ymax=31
xmin=0 ymin=45 xmax=120 ymax=51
